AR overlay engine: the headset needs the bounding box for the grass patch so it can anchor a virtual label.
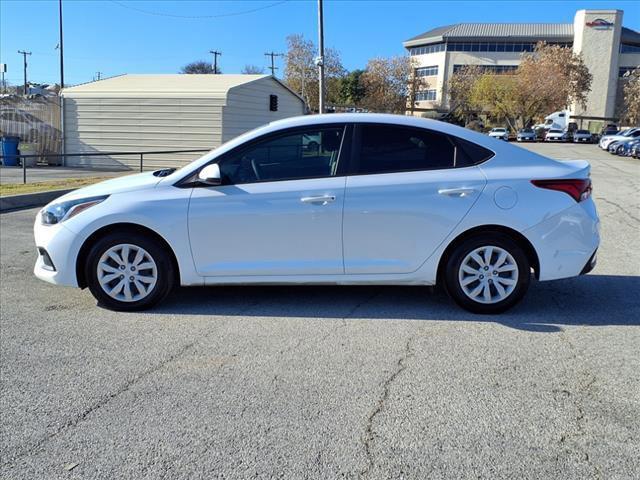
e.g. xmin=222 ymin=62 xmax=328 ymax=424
xmin=0 ymin=177 xmax=111 ymax=196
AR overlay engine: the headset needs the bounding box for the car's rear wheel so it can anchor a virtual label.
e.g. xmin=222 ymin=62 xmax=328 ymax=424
xmin=444 ymin=234 xmax=530 ymax=314
xmin=85 ymin=232 xmax=175 ymax=311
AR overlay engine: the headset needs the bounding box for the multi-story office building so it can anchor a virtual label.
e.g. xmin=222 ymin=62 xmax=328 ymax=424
xmin=404 ymin=9 xmax=640 ymax=127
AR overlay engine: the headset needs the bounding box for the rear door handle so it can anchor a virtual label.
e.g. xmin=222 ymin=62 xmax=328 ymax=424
xmin=438 ymin=188 xmax=477 ymax=198
xmin=301 ymin=195 xmax=336 ymax=205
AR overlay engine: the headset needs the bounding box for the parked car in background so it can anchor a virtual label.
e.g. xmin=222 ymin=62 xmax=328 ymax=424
xmin=600 ymin=124 xmax=619 ymax=136
xmin=544 ymin=129 xmax=568 ymax=142
xmin=631 ymin=143 xmax=640 ymax=159
xmin=599 ymin=127 xmax=640 ymax=150
xmin=516 ymin=128 xmax=536 ymax=142
xmin=613 ymin=138 xmax=640 ymax=156
xmin=33 ymin=113 xmax=599 ymax=314
xmin=573 ymin=130 xmax=593 ymax=143
xmin=488 ymin=127 xmax=509 ymax=141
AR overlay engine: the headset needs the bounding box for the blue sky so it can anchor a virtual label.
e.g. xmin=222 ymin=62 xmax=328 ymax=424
xmin=1 ymin=0 xmax=638 ymax=86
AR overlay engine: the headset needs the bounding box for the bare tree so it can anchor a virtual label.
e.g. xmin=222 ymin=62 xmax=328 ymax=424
xmin=283 ymin=34 xmax=345 ymax=112
xmin=180 ymin=61 xmax=220 ymax=74
xmin=619 ymin=67 xmax=640 ymax=125
xmin=242 ymin=65 xmax=265 ymax=74
xmin=359 ymin=56 xmax=426 ymax=114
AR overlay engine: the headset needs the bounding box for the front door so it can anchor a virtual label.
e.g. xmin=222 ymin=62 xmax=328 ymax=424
xmin=188 ymin=125 xmax=348 ymax=277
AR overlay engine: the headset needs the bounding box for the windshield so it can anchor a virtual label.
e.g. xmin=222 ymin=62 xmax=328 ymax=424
xmin=492 ymin=128 xmax=506 ymax=132
xmin=520 ymin=129 xmax=533 ymax=133
xmin=549 ymin=130 xmax=562 ymax=133
xmin=576 ymin=130 xmax=590 ymax=134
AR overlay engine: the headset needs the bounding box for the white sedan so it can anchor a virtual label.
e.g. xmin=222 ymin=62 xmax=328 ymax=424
xmin=34 ymin=114 xmax=600 ymax=314
xmin=488 ymin=128 xmax=509 ymax=141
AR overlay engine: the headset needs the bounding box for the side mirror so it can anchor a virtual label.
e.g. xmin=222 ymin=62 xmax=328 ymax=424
xmin=198 ymin=164 xmax=222 ymax=186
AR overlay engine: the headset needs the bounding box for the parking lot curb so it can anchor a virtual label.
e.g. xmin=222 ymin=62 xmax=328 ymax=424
xmin=0 ymin=189 xmax=75 ymax=213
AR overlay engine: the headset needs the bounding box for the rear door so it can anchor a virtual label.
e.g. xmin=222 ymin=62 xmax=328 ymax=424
xmin=342 ymin=124 xmax=488 ymax=274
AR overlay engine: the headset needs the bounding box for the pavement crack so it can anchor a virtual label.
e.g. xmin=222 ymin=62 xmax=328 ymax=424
xmin=554 ymin=329 xmax=601 ymax=479
xmin=360 ymin=335 xmax=415 ymax=479
xmin=595 ymin=197 xmax=640 ymax=224
xmin=2 ymin=341 xmax=195 ymax=468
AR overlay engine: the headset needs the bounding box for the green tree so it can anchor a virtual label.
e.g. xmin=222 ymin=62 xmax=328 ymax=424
xmin=337 ymin=69 xmax=366 ymax=106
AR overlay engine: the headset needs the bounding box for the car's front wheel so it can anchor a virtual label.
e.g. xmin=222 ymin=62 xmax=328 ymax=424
xmin=443 ymin=234 xmax=530 ymax=314
xmin=85 ymin=232 xmax=175 ymax=311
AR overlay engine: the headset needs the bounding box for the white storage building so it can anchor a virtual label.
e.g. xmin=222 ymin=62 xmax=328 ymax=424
xmin=61 ymin=74 xmax=306 ymax=169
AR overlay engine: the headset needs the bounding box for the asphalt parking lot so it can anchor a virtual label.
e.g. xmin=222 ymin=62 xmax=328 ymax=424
xmin=1 ymin=143 xmax=639 ymax=479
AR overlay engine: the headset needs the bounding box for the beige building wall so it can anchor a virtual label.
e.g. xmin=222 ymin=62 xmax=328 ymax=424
xmin=62 ymin=75 xmax=305 ymax=170
xmin=63 ymin=96 xmax=224 ymax=169
xmin=572 ymin=9 xmax=623 ymax=118
xmin=222 ymin=78 xmax=305 ymax=143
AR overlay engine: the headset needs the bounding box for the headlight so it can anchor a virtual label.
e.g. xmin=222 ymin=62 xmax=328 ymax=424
xmin=41 ymin=195 xmax=109 ymax=225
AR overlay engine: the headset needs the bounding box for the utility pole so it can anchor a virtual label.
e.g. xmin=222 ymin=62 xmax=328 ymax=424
xmin=317 ymin=0 xmax=325 ymax=113
xmin=209 ymin=50 xmax=222 ymax=74
xmin=17 ymin=50 xmax=31 ymax=96
xmin=264 ymin=52 xmax=283 ymax=76
xmin=95 ymin=71 xmax=102 ymax=81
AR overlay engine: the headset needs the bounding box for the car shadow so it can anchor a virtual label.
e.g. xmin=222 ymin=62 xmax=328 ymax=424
xmin=146 ymin=274 xmax=640 ymax=332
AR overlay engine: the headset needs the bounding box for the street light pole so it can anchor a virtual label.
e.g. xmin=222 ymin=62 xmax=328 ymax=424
xmin=59 ymin=0 xmax=64 ymax=89
xmin=59 ymin=0 xmax=66 ymax=166
xmin=317 ymin=0 xmax=325 ymax=114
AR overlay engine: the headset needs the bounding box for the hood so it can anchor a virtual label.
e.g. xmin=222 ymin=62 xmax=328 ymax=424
xmin=54 ymin=171 xmax=162 ymax=203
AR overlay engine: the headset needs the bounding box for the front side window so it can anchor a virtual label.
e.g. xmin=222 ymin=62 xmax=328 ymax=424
xmin=355 ymin=125 xmax=490 ymax=175
xmin=218 ymin=127 xmax=345 ymax=184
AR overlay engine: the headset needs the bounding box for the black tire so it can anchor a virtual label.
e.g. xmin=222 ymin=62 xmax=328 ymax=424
xmin=85 ymin=232 xmax=175 ymax=311
xmin=443 ymin=233 xmax=530 ymax=314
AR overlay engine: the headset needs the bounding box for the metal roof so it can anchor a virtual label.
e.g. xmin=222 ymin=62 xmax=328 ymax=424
xmin=404 ymin=23 xmax=574 ymax=47
xmin=62 ymin=74 xmax=273 ymax=97
xmin=622 ymin=27 xmax=640 ymax=45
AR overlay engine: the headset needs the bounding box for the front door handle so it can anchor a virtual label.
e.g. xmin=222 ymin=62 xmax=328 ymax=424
xmin=438 ymin=188 xmax=477 ymax=198
xmin=301 ymin=195 xmax=336 ymax=205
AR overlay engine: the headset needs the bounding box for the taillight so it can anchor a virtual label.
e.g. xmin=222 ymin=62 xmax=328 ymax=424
xmin=531 ymin=179 xmax=592 ymax=202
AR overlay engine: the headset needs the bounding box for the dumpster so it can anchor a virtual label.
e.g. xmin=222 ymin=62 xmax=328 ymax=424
xmin=1 ymin=136 xmax=20 ymax=166
xmin=18 ymin=142 xmax=38 ymax=167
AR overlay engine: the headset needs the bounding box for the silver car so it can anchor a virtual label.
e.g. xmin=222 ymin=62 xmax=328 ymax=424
xmin=573 ymin=130 xmax=593 ymax=143
xmin=516 ymin=128 xmax=536 ymax=142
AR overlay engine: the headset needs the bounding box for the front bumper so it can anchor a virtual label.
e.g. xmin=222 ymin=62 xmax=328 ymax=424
xmin=33 ymin=211 xmax=81 ymax=287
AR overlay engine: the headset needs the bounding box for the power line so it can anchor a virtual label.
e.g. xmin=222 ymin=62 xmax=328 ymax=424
xmin=264 ymin=52 xmax=283 ymax=76
xmin=109 ymin=0 xmax=288 ymax=19
xmin=209 ymin=50 xmax=222 ymax=74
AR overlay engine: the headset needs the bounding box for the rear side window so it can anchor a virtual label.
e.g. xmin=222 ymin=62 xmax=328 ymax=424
xmin=354 ymin=124 xmax=492 ymax=175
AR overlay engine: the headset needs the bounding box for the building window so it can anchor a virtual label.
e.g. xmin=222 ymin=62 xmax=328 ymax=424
xmin=619 ymin=66 xmax=638 ymax=77
xmin=415 ymin=90 xmax=437 ymax=101
xmin=409 ymin=43 xmax=445 ymax=56
xmin=446 ymin=41 xmax=571 ymax=52
xmin=620 ymin=43 xmax=640 ymax=54
xmin=452 ymin=64 xmax=518 ymax=74
xmin=415 ymin=66 xmax=439 ymax=77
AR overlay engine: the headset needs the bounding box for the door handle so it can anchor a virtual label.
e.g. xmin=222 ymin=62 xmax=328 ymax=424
xmin=438 ymin=188 xmax=477 ymax=198
xmin=300 ymin=195 xmax=336 ymax=205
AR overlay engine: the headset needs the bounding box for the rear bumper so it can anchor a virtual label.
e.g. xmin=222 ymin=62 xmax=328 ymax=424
xmin=524 ymin=200 xmax=600 ymax=281
xmin=580 ymin=250 xmax=597 ymax=275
